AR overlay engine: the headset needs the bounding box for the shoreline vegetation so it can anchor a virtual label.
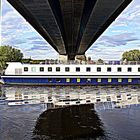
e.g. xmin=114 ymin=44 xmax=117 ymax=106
xmin=0 ymin=45 xmax=140 ymax=73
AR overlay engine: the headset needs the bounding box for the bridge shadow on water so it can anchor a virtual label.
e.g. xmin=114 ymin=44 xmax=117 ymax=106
xmin=32 ymin=104 xmax=105 ymax=140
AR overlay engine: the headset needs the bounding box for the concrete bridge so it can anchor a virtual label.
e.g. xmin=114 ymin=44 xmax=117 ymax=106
xmin=7 ymin=0 xmax=132 ymax=60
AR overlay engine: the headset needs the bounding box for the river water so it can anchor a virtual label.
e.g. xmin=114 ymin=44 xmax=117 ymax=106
xmin=0 ymin=85 xmax=140 ymax=140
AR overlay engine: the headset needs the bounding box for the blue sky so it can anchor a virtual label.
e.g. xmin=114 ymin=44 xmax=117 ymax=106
xmin=1 ymin=0 xmax=140 ymax=60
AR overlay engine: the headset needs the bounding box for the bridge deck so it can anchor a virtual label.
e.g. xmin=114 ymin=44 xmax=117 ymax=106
xmin=7 ymin=0 xmax=132 ymax=57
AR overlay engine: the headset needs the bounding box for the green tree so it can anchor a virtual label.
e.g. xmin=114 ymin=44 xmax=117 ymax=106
xmin=0 ymin=45 xmax=23 ymax=70
xmin=21 ymin=58 xmax=32 ymax=63
xmin=122 ymin=50 xmax=140 ymax=61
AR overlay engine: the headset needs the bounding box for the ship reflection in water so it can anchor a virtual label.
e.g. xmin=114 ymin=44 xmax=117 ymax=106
xmin=2 ymin=85 xmax=140 ymax=108
xmin=0 ymin=85 xmax=140 ymax=140
xmin=33 ymin=104 xmax=104 ymax=140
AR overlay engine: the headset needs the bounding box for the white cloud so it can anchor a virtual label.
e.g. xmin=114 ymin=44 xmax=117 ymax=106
xmin=86 ymin=44 xmax=140 ymax=60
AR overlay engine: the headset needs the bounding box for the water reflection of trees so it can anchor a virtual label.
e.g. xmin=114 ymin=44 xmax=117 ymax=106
xmin=0 ymin=86 xmax=2 ymax=97
xmin=0 ymin=86 xmax=5 ymax=97
xmin=33 ymin=104 xmax=105 ymax=140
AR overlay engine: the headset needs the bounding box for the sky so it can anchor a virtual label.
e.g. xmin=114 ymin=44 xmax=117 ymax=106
xmin=1 ymin=0 xmax=140 ymax=60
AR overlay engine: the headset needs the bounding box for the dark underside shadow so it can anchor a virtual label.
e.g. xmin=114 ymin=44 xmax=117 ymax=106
xmin=32 ymin=104 xmax=105 ymax=140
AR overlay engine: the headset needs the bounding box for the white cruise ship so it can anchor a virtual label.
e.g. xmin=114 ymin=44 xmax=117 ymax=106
xmin=1 ymin=60 xmax=140 ymax=85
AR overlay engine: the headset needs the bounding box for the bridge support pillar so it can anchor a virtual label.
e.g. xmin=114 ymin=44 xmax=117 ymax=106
xmin=68 ymin=55 xmax=75 ymax=60
xmin=59 ymin=54 xmax=87 ymax=63
xmin=74 ymin=55 xmax=87 ymax=64
xmin=59 ymin=55 xmax=68 ymax=63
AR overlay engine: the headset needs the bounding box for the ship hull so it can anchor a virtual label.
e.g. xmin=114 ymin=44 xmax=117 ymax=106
xmin=1 ymin=75 xmax=140 ymax=86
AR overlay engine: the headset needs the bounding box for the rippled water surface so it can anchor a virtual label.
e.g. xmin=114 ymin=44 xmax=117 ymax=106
xmin=0 ymin=85 xmax=140 ymax=140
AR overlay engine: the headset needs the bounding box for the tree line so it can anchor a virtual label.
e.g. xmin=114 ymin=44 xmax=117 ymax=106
xmin=0 ymin=45 xmax=23 ymax=71
xmin=0 ymin=45 xmax=140 ymax=71
xmin=0 ymin=45 xmax=47 ymax=71
xmin=122 ymin=49 xmax=140 ymax=61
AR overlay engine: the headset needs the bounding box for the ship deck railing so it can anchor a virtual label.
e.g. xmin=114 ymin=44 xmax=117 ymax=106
xmin=38 ymin=60 xmax=140 ymax=65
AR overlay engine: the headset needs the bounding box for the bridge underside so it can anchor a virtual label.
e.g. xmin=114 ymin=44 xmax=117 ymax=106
xmin=7 ymin=0 xmax=132 ymax=59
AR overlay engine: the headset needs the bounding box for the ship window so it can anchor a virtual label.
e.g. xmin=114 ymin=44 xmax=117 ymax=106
xmin=118 ymin=78 xmax=122 ymax=83
xmin=138 ymin=68 xmax=140 ymax=72
xmin=97 ymin=78 xmax=101 ymax=82
xmin=56 ymin=67 xmax=60 ymax=72
xmin=24 ymin=67 xmax=28 ymax=72
xmin=65 ymin=67 xmax=70 ymax=72
xmin=77 ymin=78 xmax=80 ymax=82
xmin=117 ymin=67 xmax=122 ymax=72
xmin=76 ymin=67 xmax=80 ymax=72
xmin=48 ymin=67 xmax=52 ymax=72
xmin=66 ymin=78 xmax=70 ymax=82
xmin=86 ymin=78 xmax=91 ymax=82
xmin=128 ymin=78 xmax=132 ymax=83
xmin=108 ymin=78 xmax=112 ymax=83
xmin=15 ymin=69 xmax=22 ymax=75
xmin=56 ymin=79 xmax=61 ymax=82
xmin=107 ymin=67 xmax=111 ymax=72
xmin=40 ymin=67 xmax=44 ymax=72
xmin=86 ymin=67 xmax=91 ymax=72
xmin=97 ymin=67 xmax=101 ymax=72
xmin=48 ymin=78 xmax=52 ymax=82
xmin=31 ymin=67 xmax=36 ymax=72
xmin=128 ymin=67 xmax=132 ymax=72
